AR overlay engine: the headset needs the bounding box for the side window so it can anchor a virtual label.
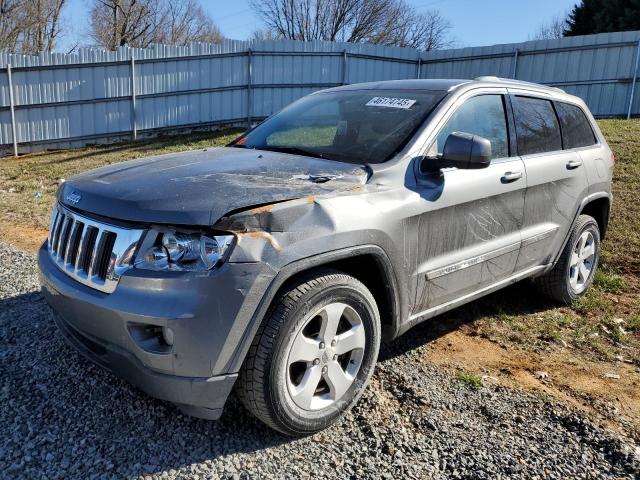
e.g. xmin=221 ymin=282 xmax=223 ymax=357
xmin=511 ymin=96 xmax=562 ymax=155
xmin=555 ymin=102 xmax=597 ymax=149
xmin=434 ymin=95 xmax=509 ymax=160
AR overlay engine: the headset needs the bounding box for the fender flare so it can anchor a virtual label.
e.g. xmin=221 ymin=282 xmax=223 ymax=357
xmin=226 ymin=244 xmax=401 ymax=373
xmin=550 ymin=191 xmax=612 ymax=268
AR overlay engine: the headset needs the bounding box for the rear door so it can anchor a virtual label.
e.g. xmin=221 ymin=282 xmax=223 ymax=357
xmin=508 ymin=92 xmax=590 ymax=272
xmin=411 ymin=90 xmax=527 ymax=312
xmin=554 ymin=101 xmax=608 ymax=196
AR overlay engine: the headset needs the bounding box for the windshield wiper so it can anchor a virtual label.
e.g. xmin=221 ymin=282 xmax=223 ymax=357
xmin=258 ymin=145 xmax=324 ymax=159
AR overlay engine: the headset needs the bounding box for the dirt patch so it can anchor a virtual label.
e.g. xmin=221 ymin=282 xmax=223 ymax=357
xmin=427 ymin=330 xmax=640 ymax=438
xmin=0 ymin=220 xmax=47 ymax=253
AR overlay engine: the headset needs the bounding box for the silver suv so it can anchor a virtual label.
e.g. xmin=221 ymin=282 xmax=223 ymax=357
xmin=39 ymin=77 xmax=613 ymax=435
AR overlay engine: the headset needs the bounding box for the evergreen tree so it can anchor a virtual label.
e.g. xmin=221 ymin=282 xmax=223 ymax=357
xmin=565 ymin=0 xmax=640 ymax=36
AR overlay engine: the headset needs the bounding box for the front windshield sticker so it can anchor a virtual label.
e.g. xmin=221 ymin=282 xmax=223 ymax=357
xmin=365 ymin=97 xmax=416 ymax=109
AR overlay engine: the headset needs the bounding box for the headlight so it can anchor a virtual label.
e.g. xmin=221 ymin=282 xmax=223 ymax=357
xmin=135 ymin=229 xmax=235 ymax=271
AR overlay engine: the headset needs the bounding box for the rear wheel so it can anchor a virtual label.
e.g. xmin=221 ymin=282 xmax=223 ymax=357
xmin=236 ymin=270 xmax=380 ymax=436
xmin=535 ymin=214 xmax=600 ymax=304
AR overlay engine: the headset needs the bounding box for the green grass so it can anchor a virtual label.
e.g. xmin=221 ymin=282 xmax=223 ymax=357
xmin=537 ymin=312 xmax=574 ymax=343
xmin=455 ymin=371 xmax=483 ymax=390
xmin=593 ymin=269 xmax=626 ymax=293
xmin=627 ymin=315 xmax=640 ymax=333
xmin=572 ymin=289 xmax=614 ymax=316
xmin=597 ymin=120 xmax=640 ymax=276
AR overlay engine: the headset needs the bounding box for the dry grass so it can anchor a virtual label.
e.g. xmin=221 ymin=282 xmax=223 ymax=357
xmin=0 ymin=129 xmax=243 ymax=231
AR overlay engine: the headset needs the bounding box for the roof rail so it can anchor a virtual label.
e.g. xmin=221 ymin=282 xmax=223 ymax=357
xmin=473 ymin=76 xmax=565 ymax=94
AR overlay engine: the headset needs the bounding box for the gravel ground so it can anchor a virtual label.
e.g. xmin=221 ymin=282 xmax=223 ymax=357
xmin=1 ymin=241 xmax=639 ymax=479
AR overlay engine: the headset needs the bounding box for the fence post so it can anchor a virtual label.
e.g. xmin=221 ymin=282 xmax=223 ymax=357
xmin=6 ymin=64 xmax=18 ymax=157
xmin=416 ymin=57 xmax=422 ymax=79
xmin=627 ymin=39 xmax=640 ymax=120
xmin=511 ymin=49 xmax=519 ymax=79
xmin=130 ymin=57 xmax=137 ymax=140
xmin=247 ymin=49 xmax=253 ymax=127
xmin=342 ymin=50 xmax=348 ymax=85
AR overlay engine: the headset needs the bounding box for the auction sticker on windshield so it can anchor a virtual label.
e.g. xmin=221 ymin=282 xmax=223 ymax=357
xmin=366 ymin=97 xmax=417 ymax=109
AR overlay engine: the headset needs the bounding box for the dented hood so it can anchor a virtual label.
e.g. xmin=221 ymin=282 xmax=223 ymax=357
xmin=58 ymin=147 xmax=368 ymax=225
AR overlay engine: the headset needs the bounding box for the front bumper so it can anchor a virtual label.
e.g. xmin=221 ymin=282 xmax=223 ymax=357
xmin=51 ymin=308 xmax=235 ymax=419
xmin=38 ymin=243 xmax=274 ymax=418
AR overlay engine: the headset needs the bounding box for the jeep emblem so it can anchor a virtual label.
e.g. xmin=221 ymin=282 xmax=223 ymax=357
xmin=65 ymin=192 xmax=81 ymax=205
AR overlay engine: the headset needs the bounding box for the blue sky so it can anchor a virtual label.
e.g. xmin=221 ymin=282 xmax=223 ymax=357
xmin=59 ymin=0 xmax=579 ymax=51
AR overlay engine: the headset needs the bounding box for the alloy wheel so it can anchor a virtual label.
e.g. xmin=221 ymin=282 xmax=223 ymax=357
xmin=569 ymin=230 xmax=596 ymax=293
xmin=286 ymin=302 xmax=366 ymax=411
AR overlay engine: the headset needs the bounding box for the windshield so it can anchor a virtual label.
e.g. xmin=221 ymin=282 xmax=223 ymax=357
xmin=230 ymin=89 xmax=446 ymax=164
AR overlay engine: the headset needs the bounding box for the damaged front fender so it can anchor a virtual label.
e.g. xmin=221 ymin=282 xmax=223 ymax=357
xmin=218 ymin=195 xmax=339 ymax=264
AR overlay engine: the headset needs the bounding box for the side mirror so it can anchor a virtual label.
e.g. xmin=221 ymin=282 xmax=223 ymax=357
xmin=441 ymin=131 xmax=492 ymax=169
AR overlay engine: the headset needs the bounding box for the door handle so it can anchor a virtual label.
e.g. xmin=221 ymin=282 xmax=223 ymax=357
xmin=566 ymin=159 xmax=583 ymax=169
xmin=501 ymin=171 xmax=522 ymax=183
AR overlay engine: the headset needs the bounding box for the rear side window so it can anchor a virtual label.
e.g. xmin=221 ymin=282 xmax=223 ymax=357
xmin=512 ymin=96 xmax=562 ymax=155
xmin=555 ymin=102 xmax=597 ymax=149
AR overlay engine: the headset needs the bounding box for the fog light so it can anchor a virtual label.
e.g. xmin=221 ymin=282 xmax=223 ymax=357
xmin=161 ymin=326 xmax=174 ymax=346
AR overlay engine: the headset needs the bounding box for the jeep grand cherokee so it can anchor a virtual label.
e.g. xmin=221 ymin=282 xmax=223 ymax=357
xmin=39 ymin=77 xmax=613 ymax=435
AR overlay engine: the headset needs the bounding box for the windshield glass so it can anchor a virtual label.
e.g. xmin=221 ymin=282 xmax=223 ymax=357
xmin=231 ymin=89 xmax=446 ymax=164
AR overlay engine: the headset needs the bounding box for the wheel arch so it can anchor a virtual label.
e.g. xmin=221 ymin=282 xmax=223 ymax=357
xmin=579 ymin=194 xmax=611 ymax=240
xmin=548 ymin=192 xmax=611 ymax=270
xmin=227 ymin=245 xmax=401 ymax=373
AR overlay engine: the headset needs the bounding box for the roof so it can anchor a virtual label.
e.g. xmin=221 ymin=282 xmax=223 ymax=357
xmin=321 ymin=77 xmax=567 ymax=96
xmin=321 ymin=79 xmax=470 ymax=92
xmin=472 ymin=76 xmax=566 ymax=94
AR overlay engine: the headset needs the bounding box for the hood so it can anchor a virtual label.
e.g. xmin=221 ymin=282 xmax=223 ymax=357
xmin=59 ymin=147 xmax=369 ymax=226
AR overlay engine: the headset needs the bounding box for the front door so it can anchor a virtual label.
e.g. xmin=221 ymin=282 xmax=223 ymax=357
xmin=411 ymin=91 xmax=527 ymax=314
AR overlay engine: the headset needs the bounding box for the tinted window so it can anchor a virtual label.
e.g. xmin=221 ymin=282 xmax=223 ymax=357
xmin=555 ymin=102 xmax=597 ymax=149
xmin=512 ymin=96 xmax=562 ymax=155
xmin=232 ymin=89 xmax=445 ymax=164
xmin=435 ymin=95 xmax=509 ymax=159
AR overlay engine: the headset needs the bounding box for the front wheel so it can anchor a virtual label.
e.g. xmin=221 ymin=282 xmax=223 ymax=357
xmin=236 ymin=270 xmax=380 ymax=436
xmin=535 ymin=214 xmax=601 ymax=304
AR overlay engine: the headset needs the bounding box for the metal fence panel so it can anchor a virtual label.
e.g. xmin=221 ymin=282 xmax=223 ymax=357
xmin=1 ymin=31 xmax=639 ymax=154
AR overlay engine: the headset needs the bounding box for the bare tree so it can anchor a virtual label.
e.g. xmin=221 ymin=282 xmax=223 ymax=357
xmin=412 ymin=10 xmax=453 ymax=50
xmin=365 ymin=6 xmax=452 ymax=50
xmin=0 ymin=0 xmax=23 ymax=51
xmin=156 ymin=0 xmax=223 ymax=45
xmin=250 ymin=0 xmax=452 ymax=50
xmin=251 ymin=28 xmax=278 ymax=42
xmin=90 ymin=0 xmax=164 ymax=49
xmin=0 ymin=0 xmax=67 ymax=53
xmin=530 ymin=13 xmax=568 ymax=40
xmin=90 ymin=0 xmax=222 ymax=50
xmin=22 ymin=0 xmax=67 ymax=53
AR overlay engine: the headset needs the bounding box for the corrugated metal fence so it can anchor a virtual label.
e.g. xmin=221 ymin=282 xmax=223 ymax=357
xmin=1 ymin=30 xmax=639 ymax=155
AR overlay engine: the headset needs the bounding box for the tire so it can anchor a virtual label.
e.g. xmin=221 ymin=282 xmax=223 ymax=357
xmin=236 ymin=269 xmax=381 ymax=436
xmin=535 ymin=214 xmax=600 ymax=304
